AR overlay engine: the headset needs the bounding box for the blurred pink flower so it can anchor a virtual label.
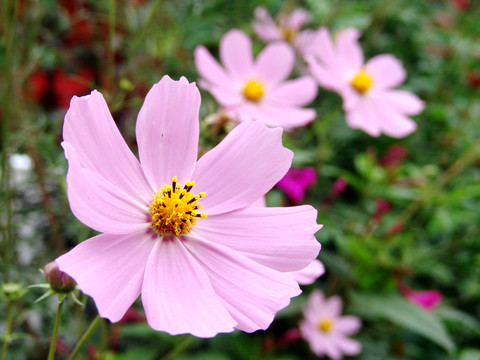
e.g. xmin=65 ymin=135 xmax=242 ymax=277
xmin=195 ymin=29 xmax=318 ymax=130
xmin=276 ymin=166 xmax=317 ymax=203
xmin=56 ymin=75 xmax=322 ymax=338
xmin=300 ymin=290 xmax=362 ymax=359
xmin=252 ymin=7 xmax=317 ymax=56
xmin=398 ymin=281 xmax=443 ymax=311
xmin=307 ymin=27 xmax=424 ymax=138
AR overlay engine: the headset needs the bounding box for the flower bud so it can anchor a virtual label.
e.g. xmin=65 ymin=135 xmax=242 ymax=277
xmin=44 ymin=261 xmax=76 ymax=293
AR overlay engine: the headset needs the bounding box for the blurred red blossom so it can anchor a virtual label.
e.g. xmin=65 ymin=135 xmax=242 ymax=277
xmin=276 ymin=166 xmax=317 ymax=204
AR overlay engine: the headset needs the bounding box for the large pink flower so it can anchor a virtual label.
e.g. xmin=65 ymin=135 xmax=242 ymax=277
xmin=300 ymin=290 xmax=362 ymax=359
xmin=194 ymin=29 xmax=318 ymax=130
xmin=307 ymin=27 xmax=424 ymax=138
xmin=56 ymin=76 xmax=321 ymax=338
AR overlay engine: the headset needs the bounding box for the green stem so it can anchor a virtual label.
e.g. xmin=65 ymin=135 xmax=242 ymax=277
xmin=160 ymin=336 xmax=195 ymax=360
xmin=47 ymin=299 xmax=64 ymax=360
xmin=67 ymin=316 xmax=102 ymax=360
xmin=0 ymin=301 xmax=13 ymax=360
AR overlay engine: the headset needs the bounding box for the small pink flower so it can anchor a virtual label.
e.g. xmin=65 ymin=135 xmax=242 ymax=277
xmin=276 ymin=166 xmax=317 ymax=204
xmin=398 ymin=281 xmax=443 ymax=311
xmin=56 ymin=75 xmax=321 ymax=338
xmin=307 ymin=27 xmax=424 ymax=137
xmin=300 ymin=290 xmax=362 ymax=359
xmin=252 ymin=7 xmax=316 ymax=56
xmin=195 ymin=29 xmax=318 ymax=130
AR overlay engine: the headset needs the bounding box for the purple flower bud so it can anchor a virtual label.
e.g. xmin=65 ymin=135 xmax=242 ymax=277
xmin=44 ymin=261 xmax=76 ymax=293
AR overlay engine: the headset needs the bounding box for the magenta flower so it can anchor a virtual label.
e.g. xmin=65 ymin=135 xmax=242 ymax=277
xmin=194 ymin=29 xmax=318 ymax=130
xmin=276 ymin=166 xmax=317 ymax=204
xmin=398 ymin=280 xmax=443 ymax=311
xmin=252 ymin=7 xmax=316 ymax=56
xmin=55 ymin=76 xmax=321 ymax=338
xmin=300 ymin=290 xmax=362 ymax=359
xmin=307 ymin=27 xmax=424 ymax=137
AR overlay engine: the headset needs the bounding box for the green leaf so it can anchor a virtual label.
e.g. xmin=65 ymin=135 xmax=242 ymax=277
xmin=349 ymin=293 xmax=455 ymax=354
xmin=458 ymin=348 xmax=480 ymax=360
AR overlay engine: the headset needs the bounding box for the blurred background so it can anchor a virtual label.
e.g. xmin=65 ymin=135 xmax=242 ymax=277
xmin=1 ymin=0 xmax=480 ymax=359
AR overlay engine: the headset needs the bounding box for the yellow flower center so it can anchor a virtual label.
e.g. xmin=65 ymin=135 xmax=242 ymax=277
xmin=318 ymin=318 xmax=333 ymax=333
xmin=243 ymin=79 xmax=265 ymax=102
xmin=149 ymin=176 xmax=207 ymax=237
xmin=281 ymin=28 xmax=297 ymax=43
xmin=350 ymin=69 xmax=373 ymax=94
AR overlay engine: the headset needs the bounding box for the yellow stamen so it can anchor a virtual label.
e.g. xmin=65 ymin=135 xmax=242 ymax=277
xmin=243 ymin=79 xmax=265 ymax=102
xmin=350 ymin=69 xmax=373 ymax=94
xmin=281 ymin=28 xmax=297 ymax=43
xmin=149 ymin=177 xmax=207 ymax=237
xmin=318 ymin=318 xmax=333 ymax=333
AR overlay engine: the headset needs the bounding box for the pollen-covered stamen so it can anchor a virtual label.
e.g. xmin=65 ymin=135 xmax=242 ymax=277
xmin=243 ymin=79 xmax=265 ymax=102
xmin=318 ymin=318 xmax=333 ymax=333
xmin=281 ymin=28 xmax=297 ymax=43
xmin=149 ymin=176 xmax=207 ymax=237
xmin=350 ymin=69 xmax=374 ymax=94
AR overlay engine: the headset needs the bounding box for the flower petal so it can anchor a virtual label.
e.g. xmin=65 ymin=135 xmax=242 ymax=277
xmin=336 ymin=28 xmax=363 ymax=71
xmin=258 ymin=104 xmax=316 ymax=130
xmin=56 ymin=232 xmax=155 ymax=322
xmin=307 ymin=57 xmax=345 ymax=91
xmin=184 ymin=236 xmax=301 ymax=332
xmin=194 ymin=46 xmax=233 ymax=89
xmin=371 ymin=97 xmax=417 ymax=137
xmin=335 ymin=316 xmax=362 ymax=335
xmin=141 ymin=237 xmax=236 ymax=337
xmin=253 ymin=6 xmax=282 ymax=42
xmin=284 ymin=9 xmax=310 ymax=30
xmin=375 ymin=89 xmax=424 ymax=115
xmin=268 ymin=76 xmax=318 ymax=106
xmin=335 ymin=336 xmax=362 ymax=356
xmin=62 ymin=143 xmax=150 ymax=234
xmin=136 ymin=76 xmax=200 ymax=190
xmin=220 ymin=29 xmax=254 ymax=79
xmin=255 ymin=42 xmax=295 ymax=85
xmin=366 ymin=54 xmax=406 ymax=89
xmin=344 ymin=100 xmax=382 ymax=137
xmin=192 ymin=121 xmax=292 ymax=215
xmin=63 ymin=90 xmax=152 ymax=203
xmin=192 ymin=205 xmax=321 ymax=272
xmin=288 ymin=259 xmax=325 ymax=285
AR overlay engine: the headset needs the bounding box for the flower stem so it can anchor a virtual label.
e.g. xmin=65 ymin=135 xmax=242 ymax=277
xmin=47 ymin=299 xmax=64 ymax=360
xmin=67 ymin=315 xmax=102 ymax=360
xmin=0 ymin=301 xmax=13 ymax=360
xmin=160 ymin=335 xmax=195 ymax=360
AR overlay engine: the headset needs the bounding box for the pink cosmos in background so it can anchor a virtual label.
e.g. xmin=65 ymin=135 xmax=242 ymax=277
xmin=195 ymin=29 xmax=318 ymax=130
xmin=252 ymin=7 xmax=317 ymax=56
xmin=56 ymin=75 xmax=322 ymax=337
xmin=276 ymin=166 xmax=317 ymax=204
xmin=307 ymin=27 xmax=425 ymax=138
xmin=300 ymin=290 xmax=362 ymax=359
xmin=398 ymin=280 xmax=443 ymax=311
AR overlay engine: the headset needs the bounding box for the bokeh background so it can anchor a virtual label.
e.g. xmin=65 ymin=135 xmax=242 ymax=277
xmin=1 ymin=0 xmax=480 ymax=359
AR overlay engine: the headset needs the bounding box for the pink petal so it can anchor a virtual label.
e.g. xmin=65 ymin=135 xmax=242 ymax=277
xmin=192 ymin=205 xmax=321 ymax=272
xmin=375 ymin=89 xmax=425 ymax=115
xmin=56 ymin=232 xmax=155 ymax=322
xmin=336 ymin=27 xmax=364 ymax=72
xmin=405 ymin=289 xmax=443 ymax=311
xmin=307 ymin=57 xmax=345 ymax=91
xmin=220 ymin=29 xmax=254 ymax=79
xmin=62 ymin=143 xmax=150 ymax=234
xmin=285 ymin=9 xmax=310 ymax=30
xmin=288 ymin=259 xmax=325 ymax=285
xmin=324 ymin=295 xmax=344 ymax=317
xmin=258 ymin=104 xmax=316 ymax=130
xmin=268 ymin=76 xmax=318 ymax=106
xmin=253 ymin=7 xmax=282 ymax=42
xmin=366 ymin=54 xmax=406 ymax=89
xmin=205 ymin=84 xmax=243 ymax=107
xmin=335 ymin=316 xmax=362 ymax=335
xmin=192 ymin=121 xmax=292 ymax=215
xmin=136 ymin=76 xmax=200 ymax=190
xmin=255 ymin=42 xmax=295 ymax=85
xmin=194 ymin=46 xmax=233 ymax=89
xmin=184 ymin=236 xmax=301 ymax=332
xmin=344 ymin=100 xmax=382 ymax=137
xmin=63 ymin=90 xmax=152 ymax=203
xmin=310 ymin=28 xmax=341 ymax=74
xmin=335 ymin=336 xmax=362 ymax=356
xmin=141 ymin=237 xmax=236 ymax=337
xmin=371 ymin=97 xmax=417 ymax=137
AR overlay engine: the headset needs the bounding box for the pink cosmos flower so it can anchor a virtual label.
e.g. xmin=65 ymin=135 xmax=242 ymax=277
xmin=194 ymin=29 xmax=318 ymax=130
xmin=300 ymin=290 xmax=362 ymax=359
xmin=288 ymin=259 xmax=325 ymax=285
xmin=55 ymin=75 xmax=321 ymax=338
xmin=307 ymin=27 xmax=425 ymax=138
xmin=252 ymin=7 xmax=316 ymax=56
xmin=276 ymin=166 xmax=317 ymax=204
